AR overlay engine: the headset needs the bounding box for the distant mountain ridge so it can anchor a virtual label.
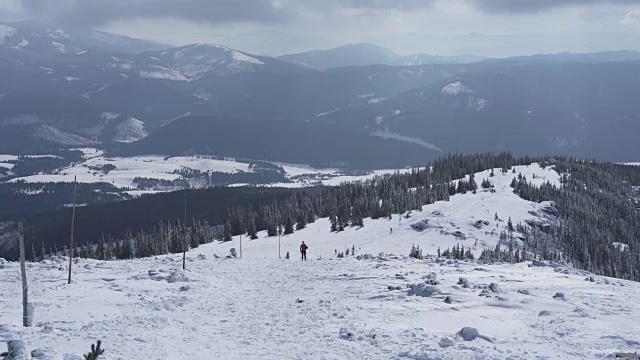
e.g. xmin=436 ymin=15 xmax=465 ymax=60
xmin=2 ymin=21 xmax=640 ymax=168
xmin=0 ymin=20 xmax=168 ymax=54
xmin=278 ymin=43 xmax=483 ymax=70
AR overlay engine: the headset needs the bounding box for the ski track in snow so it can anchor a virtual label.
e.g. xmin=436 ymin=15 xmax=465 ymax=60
xmin=2 ymin=164 xmax=639 ymax=359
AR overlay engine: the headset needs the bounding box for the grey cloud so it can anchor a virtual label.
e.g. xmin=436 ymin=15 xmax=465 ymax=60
xmin=347 ymin=0 xmax=436 ymax=10
xmin=471 ymin=0 xmax=640 ymax=13
xmin=20 ymin=0 xmax=439 ymax=26
xmin=22 ymin=0 xmax=289 ymax=25
xmin=19 ymin=0 xmax=639 ymax=26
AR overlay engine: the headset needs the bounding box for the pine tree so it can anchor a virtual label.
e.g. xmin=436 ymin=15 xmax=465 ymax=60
xmin=97 ymin=234 xmax=106 ymax=260
xmin=296 ymin=212 xmax=307 ymax=230
xmin=223 ymin=221 xmax=232 ymax=242
xmin=468 ymin=173 xmax=478 ymax=191
xmin=247 ymin=216 xmax=258 ymax=240
xmin=83 ymin=340 xmax=105 ymax=360
xmin=267 ymin=222 xmax=277 ymax=237
xmin=190 ymin=226 xmax=200 ymax=248
xmin=330 ymin=215 xmax=337 ymax=232
xmin=456 ymin=180 xmax=467 ymax=194
xmin=284 ymin=217 xmax=294 ymax=235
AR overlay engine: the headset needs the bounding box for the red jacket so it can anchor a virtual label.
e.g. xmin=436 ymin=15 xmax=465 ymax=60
xmin=300 ymin=244 xmax=308 ymax=252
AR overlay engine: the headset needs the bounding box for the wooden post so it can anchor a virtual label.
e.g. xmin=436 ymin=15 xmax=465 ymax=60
xmin=182 ymin=189 xmax=187 ymax=270
xmin=68 ymin=176 xmax=77 ymax=285
xmin=18 ymin=222 xmax=31 ymax=327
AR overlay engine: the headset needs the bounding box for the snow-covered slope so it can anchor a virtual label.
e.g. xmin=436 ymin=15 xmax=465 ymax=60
xmin=1 ymin=164 xmax=638 ymax=359
xmin=205 ymin=164 xmax=561 ymax=259
xmin=112 ymin=117 xmax=148 ymax=143
xmin=144 ymin=43 xmax=270 ymax=78
xmin=33 ymin=124 xmax=98 ymax=146
xmin=0 ymin=20 xmax=167 ymax=54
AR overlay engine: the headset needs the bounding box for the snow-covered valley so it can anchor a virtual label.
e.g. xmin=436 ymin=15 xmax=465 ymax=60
xmin=1 ymin=164 xmax=639 ymax=359
xmin=4 ymin=149 xmax=410 ymax=193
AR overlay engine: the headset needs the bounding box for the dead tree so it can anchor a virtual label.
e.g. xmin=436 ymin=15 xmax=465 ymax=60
xmin=18 ymin=223 xmax=32 ymax=327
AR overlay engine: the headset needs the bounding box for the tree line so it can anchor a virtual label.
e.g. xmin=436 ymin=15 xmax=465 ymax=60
xmin=23 ymin=152 xmax=640 ymax=282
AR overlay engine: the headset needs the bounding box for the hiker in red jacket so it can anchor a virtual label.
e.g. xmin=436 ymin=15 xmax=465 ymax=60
xmin=300 ymin=241 xmax=308 ymax=261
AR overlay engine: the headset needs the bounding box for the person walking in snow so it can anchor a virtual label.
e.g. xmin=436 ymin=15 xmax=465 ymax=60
xmin=300 ymin=241 xmax=308 ymax=261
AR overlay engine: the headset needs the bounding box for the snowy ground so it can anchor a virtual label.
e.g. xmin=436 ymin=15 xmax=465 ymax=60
xmin=3 ymin=149 xmax=409 ymax=191
xmin=2 ymin=164 xmax=639 ymax=359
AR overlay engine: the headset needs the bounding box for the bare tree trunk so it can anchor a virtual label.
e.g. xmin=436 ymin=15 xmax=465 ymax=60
xmin=182 ymin=189 xmax=187 ymax=270
xmin=18 ymin=222 xmax=31 ymax=327
xmin=68 ymin=176 xmax=77 ymax=285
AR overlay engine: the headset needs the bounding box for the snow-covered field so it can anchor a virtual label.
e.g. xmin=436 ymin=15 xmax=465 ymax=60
xmin=2 ymin=164 xmax=639 ymax=359
xmin=4 ymin=149 xmax=410 ymax=191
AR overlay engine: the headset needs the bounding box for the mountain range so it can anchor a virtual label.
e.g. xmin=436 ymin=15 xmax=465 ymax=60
xmin=277 ymin=43 xmax=483 ymax=70
xmin=2 ymin=20 xmax=640 ymax=168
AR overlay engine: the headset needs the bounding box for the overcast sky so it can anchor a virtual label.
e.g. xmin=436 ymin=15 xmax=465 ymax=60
xmin=1 ymin=0 xmax=640 ymax=56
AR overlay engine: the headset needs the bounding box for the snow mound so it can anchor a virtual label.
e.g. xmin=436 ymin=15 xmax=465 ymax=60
xmin=438 ymin=337 xmax=455 ymax=348
xmin=441 ymin=81 xmax=471 ymax=95
xmin=468 ymin=96 xmax=488 ymax=111
xmin=139 ymin=66 xmax=188 ymax=81
xmin=166 ymin=271 xmax=190 ymax=283
xmin=0 ymin=25 xmax=16 ymax=43
xmin=613 ymin=242 xmax=629 ymax=251
xmin=113 ymin=117 xmax=148 ymax=143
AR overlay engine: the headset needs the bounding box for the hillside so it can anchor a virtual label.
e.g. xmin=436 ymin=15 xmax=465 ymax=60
xmin=1 ymin=159 xmax=639 ymax=359
xmin=322 ymin=61 xmax=640 ymax=162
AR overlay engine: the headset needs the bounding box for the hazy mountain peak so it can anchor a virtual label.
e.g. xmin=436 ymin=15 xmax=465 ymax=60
xmin=278 ymin=42 xmax=484 ymax=70
xmin=0 ymin=19 xmax=169 ymax=54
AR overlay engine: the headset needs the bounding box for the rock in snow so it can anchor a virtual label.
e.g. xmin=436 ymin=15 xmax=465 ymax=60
xmin=407 ymin=283 xmax=443 ymax=297
xmin=166 ymin=271 xmax=189 ymax=283
xmin=456 ymin=327 xmax=494 ymax=343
